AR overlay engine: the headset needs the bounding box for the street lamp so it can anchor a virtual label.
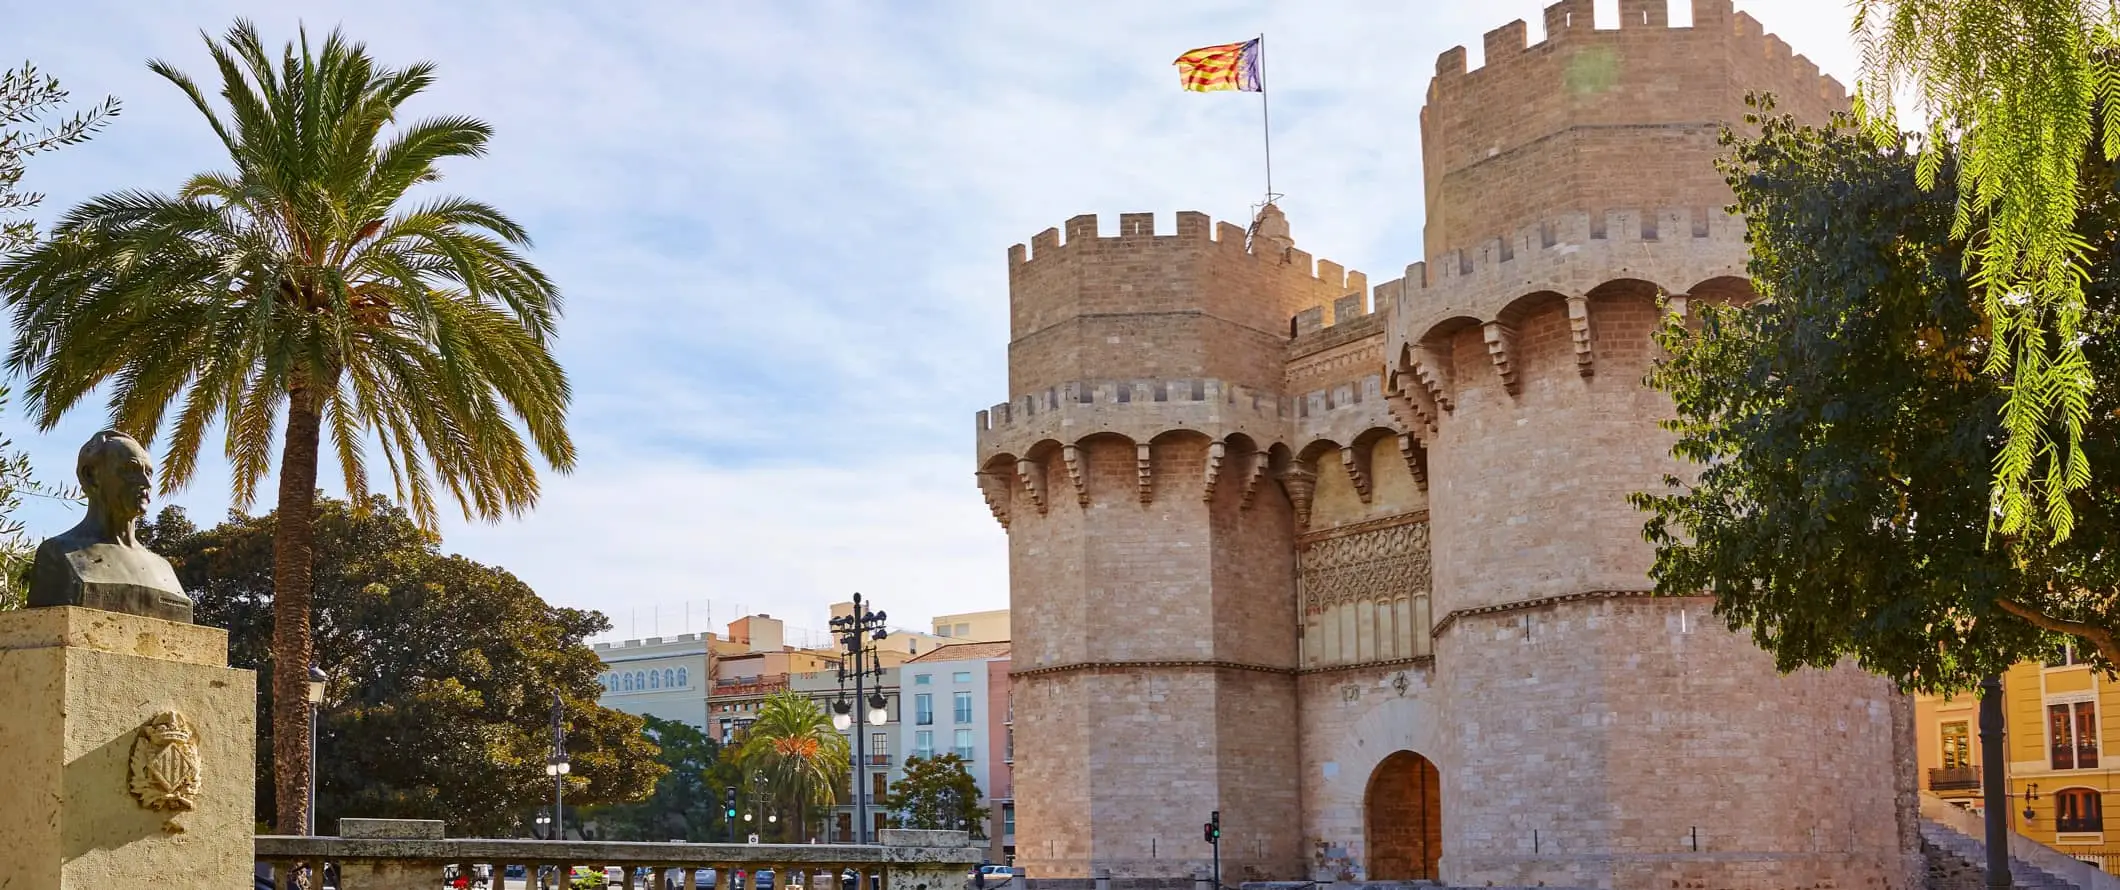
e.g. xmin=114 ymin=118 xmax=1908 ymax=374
xmin=305 ymin=665 xmax=326 ymax=836
xmin=535 ymin=811 xmax=554 ymax=840
xmin=547 ymin=693 xmax=570 ymax=840
xmin=830 ymin=593 xmax=890 ymax=844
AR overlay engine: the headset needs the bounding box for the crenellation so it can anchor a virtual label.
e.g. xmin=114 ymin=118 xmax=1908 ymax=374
xmin=1544 ymin=0 xmax=1587 ymax=37
xmin=1482 ymin=19 xmax=1528 ymax=62
xmin=1436 ymin=45 xmax=1466 ymax=77
xmin=1618 ymin=0 xmax=1665 ymax=27
xmin=1117 ymin=212 xmax=1155 ymax=237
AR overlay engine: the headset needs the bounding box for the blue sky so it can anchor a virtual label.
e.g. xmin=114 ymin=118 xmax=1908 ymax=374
xmin=3 ymin=0 xmax=1859 ymax=644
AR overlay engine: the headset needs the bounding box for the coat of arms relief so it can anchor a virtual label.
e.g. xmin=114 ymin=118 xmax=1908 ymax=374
xmin=129 ymin=710 xmax=202 ymax=832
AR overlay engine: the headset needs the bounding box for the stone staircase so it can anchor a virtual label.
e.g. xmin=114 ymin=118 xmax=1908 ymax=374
xmin=1921 ymin=818 xmax=2085 ymax=890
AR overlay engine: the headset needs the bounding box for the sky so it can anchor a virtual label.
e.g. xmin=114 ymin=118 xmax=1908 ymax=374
xmin=2 ymin=0 xmax=1863 ymax=645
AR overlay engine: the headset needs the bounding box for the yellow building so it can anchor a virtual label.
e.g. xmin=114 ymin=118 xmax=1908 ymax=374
xmin=1916 ymin=648 xmax=2117 ymax=869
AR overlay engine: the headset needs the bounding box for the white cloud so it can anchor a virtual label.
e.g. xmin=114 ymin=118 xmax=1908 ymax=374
xmin=3 ymin=0 xmax=1862 ymax=638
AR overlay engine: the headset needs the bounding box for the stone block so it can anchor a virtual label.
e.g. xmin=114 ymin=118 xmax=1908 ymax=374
xmin=340 ymin=817 xmax=446 ymax=839
xmin=0 ymin=605 xmax=255 ymax=889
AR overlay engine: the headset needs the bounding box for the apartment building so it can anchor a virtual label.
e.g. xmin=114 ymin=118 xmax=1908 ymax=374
xmin=900 ymin=641 xmax=1013 ymax=862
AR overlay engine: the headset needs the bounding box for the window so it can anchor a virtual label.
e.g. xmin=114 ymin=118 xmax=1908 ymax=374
xmin=871 ymin=732 xmax=889 ymax=761
xmin=2048 ymin=644 xmax=2087 ymax=668
xmin=676 ymin=667 xmax=687 ymax=687
xmin=2058 ymin=788 xmax=2105 ymax=832
xmin=1003 ymin=805 xmax=1015 ymax=837
xmin=916 ymin=694 xmax=934 ymax=725
xmin=2051 ymin=701 xmax=2101 ymax=769
xmin=649 ymin=671 xmax=660 ymax=690
xmin=915 ymin=730 xmax=934 ymax=759
xmin=914 ymin=674 xmax=932 ymax=686
xmin=954 ymin=623 xmax=971 ymax=637
xmin=954 ymin=691 xmax=974 ymax=723
xmin=873 ymin=772 xmax=888 ymax=798
xmin=1005 ymin=727 xmax=1014 ymax=762
xmin=936 ymin=625 xmax=951 ymax=637
xmin=837 ymin=813 xmax=853 ymax=841
xmin=954 ymin=728 xmax=974 ymax=759
xmin=622 ymin=674 xmax=635 ymax=692
xmin=1940 ymin=721 xmax=1971 ymax=770
xmin=954 ymin=671 xmax=973 ymax=683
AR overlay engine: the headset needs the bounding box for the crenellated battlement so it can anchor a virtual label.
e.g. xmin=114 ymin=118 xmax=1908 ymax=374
xmin=1006 ymin=211 xmax=1364 ymax=298
xmin=1435 ymin=0 xmax=1845 ymax=108
xmin=1398 ymin=205 xmax=1743 ymax=295
xmin=975 ymin=376 xmax=1293 ymax=467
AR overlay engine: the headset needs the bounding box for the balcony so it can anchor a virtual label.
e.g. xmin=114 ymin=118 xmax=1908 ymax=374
xmin=713 ymin=673 xmax=791 ymax=697
xmin=867 ymin=753 xmax=891 ymax=766
xmin=1928 ymin=766 xmax=1981 ymax=792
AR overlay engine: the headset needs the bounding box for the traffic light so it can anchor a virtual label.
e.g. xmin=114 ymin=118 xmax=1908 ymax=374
xmin=1203 ymin=810 xmax=1220 ymax=845
xmin=725 ymin=786 xmax=738 ymax=819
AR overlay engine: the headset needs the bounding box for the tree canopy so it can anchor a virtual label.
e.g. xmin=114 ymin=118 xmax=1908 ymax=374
xmin=1853 ymin=1 xmax=2120 ymax=542
xmin=578 ymin=715 xmax=742 ymax=842
xmin=737 ymin=691 xmax=850 ymax=842
xmin=1 ymin=63 xmax=118 ymax=252
xmin=881 ymin=754 xmax=987 ymax=838
xmin=142 ymin=496 xmax=663 ymax=833
xmin=1634 ymin=104 xmax=2120 ymax=692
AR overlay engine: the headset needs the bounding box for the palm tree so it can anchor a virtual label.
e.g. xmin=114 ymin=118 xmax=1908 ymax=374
xmin=0 ymin=22 xmax=573 ymax=832
xmin=737 ymin=691 xmax=850 ymax=841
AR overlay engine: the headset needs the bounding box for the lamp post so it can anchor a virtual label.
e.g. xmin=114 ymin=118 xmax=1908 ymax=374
xmin=535 ymin=811 xmax=553 ymax=840
xmin=305 ymin=665 xmax=326 ymax=836
xmin=547 ymin=693 xmax=570 ymax=840
xmin=1978 ymin=673 xmax=2011 ymax=889
xmin=830 ymin=593 xmax=891 ymax=844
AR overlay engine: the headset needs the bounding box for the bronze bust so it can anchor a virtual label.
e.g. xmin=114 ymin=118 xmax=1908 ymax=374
xmin=28 ymin=430 xmax=194 ymax=623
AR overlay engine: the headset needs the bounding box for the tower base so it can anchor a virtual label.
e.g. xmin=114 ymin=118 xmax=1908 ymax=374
xmin=0 ymin=606 xmax=256 ymax=888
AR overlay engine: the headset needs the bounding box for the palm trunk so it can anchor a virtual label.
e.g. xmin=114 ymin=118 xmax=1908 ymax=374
xmin=271 ymin=381 xmax=323 ymax=834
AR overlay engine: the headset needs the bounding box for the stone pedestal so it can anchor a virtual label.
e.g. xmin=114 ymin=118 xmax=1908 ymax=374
xmin=0 ymin=606 xmax=255 ymax=888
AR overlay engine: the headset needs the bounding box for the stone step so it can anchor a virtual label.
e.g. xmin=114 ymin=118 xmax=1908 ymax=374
xmin=1920 ymin=821 xmax=2088 ymax=889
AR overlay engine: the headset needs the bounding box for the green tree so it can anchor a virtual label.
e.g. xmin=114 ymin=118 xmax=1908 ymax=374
xmin=141 ymin=497 xmax=658 ymax=834
xmin=579 ymin=715 xmax=741 ymax=841
xmin=1852 ymin=2 xmax=2120 ymax=542
xmin=737 ymin=691 xmax=850 ymax=842
xmin=0 ymin=23 xmax=575 ymax=832
xmin=1 ymin=62 xmax=119 ymax=252
xmin=1633 ymin=104 xmax=2120 ymax=690
xmin=880 ymin=754 xmax=987 ymax=838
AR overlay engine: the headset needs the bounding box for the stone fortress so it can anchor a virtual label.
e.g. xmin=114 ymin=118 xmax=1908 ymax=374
xmin=971 ymin=2 xmax=1922 ymax=889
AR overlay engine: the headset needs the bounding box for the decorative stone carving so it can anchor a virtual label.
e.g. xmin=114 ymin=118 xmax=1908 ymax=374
xmin=1482 ymin=321 xmax=1519 ymax=395
xmin=129 ymin=710 xmax=202 ymax=832
xmin=1298 ymin=518 xmax=1431 ymax=611
xmin=30 ymin=430 xmax=194 ymax=623
xmin=1340 ymin=445 xmax=1373 ymax=504
xmin=1015 ymin=458 xmax=1047 ymax=514
xmin=1392 ymin=671 xmax=1411 ymax=696
xmin=1277 ymin=460 xmax=1318 ymax=529
xmin=1202 ymin=441 xmax=1226 ymax=502
xmin=1566 ymin=294 xmax=1594 ymax=376
xmin=1061 ymin=445 xmax=1089 ymax=506
xmin=1136 ymin=444 xmax=1154 ymax=504
xmin=974 ymin=471 xmax=1012 ymax=528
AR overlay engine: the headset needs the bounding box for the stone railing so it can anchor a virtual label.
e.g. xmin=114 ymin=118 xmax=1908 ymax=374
xmin=255 ymin=820 xmax=983 ymax=890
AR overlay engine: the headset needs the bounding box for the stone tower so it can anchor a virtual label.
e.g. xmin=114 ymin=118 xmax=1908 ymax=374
xmin=976 ymin=208 xmax=1358 ymax=887
xmin=976 ymin=2 xmax=1920 ymax=889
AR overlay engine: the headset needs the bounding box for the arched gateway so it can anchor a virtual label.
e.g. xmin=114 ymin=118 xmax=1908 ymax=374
xmin=1364 ymin=750 xmax=1441 ymax=880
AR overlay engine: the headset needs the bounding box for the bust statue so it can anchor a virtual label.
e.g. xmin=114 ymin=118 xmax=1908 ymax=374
xmin=28 ymin=430 xmax=194 ymax=623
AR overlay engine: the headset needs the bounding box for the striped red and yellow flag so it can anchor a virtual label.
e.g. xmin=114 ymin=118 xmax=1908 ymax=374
xmin=1174 ymin=39 xmax=1262 ymax=92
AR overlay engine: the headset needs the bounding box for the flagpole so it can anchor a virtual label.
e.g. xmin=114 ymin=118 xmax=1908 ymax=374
xmin=1258 ymin=32 xmax=1275 ymax=206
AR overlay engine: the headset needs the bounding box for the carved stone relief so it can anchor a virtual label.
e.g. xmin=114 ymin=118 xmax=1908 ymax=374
xmin=129 ymin=710 xmax=202 ymax=832
xmin=1299 ymin=519 xmax=1431 ymax=612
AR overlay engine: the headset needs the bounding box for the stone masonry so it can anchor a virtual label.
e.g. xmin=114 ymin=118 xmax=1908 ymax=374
xmin=974 ymin=2 xmax=1922 ymax=889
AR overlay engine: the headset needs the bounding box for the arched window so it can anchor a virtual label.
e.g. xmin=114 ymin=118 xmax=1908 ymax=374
xmin=634 ymin=671 xmax=645 ymax=690
xmin=649 ymin=671 xmax=661 ymax=689
xmin=676 ymin=668 xmax=688 ymax=687
xmin=664 ymin=669 xmax=675 ymax=688
xmin=622 ymin=674 xmax=634 ymax=692
xmin=2057 ymin=788 xmax=2104 ymax=832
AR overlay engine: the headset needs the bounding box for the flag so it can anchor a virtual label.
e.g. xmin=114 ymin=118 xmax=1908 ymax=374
xmin=1174 ymin=39 xmax=1262 ymax=93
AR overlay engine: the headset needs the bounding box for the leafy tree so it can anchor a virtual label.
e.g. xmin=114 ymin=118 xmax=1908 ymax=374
xmin=1 ymin=63 xmax=119 ymax=252
xmin=1633 ymin=104 xmax=2120 ymax=691
xmin=0 ymin=23 xmax=575 ymax=832
xmin=1852 ymin=2 xmax=2120 ymax=542
xmin=880 ymin=754 xmax=987 ymax=838
xmin=0 ymin=385 xmax=76 ymax=609
xmin=579 ymin=715 xmax=741 ymax=841
xmin=141 ymin=496 xmax=660 ymax=834
xmin=737 ymin=691 xmax=850 ymax=842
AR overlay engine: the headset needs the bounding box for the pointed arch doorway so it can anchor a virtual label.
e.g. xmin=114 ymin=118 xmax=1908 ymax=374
xmin=1365 ymin=750 xmax=1441 ymax=880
